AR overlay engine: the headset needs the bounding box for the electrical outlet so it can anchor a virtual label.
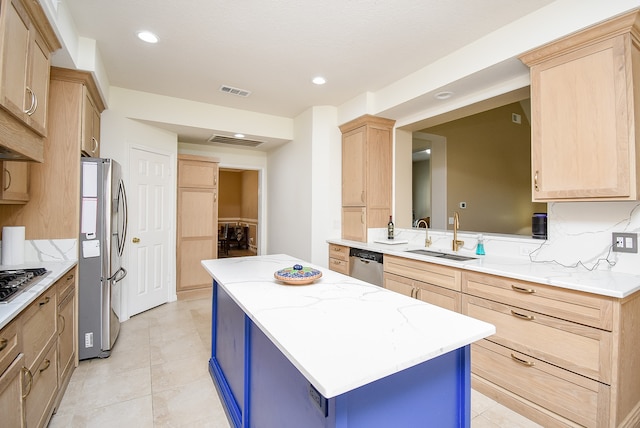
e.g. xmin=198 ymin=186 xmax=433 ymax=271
xmin=519 ymin=246 xmax=533 ymax=256
xmin=612 ymin=232 xmax=638 ymax=253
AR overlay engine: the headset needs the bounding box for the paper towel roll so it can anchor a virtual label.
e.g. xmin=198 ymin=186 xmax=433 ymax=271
xmin=2 ymin=226 xmax=25 ymax=265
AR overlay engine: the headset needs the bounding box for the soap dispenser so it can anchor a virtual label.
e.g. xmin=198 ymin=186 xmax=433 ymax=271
xmin=476 ymin=234 xmax=485 ymax=256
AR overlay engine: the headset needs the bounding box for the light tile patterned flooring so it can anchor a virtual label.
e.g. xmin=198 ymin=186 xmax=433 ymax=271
xmin=49 ymin=297 xmax=541 ymax=428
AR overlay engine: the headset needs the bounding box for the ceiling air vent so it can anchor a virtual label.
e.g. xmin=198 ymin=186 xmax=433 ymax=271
xmin=207 ymin=135 xmax=264 ymax=148
xmin=219 ymin=85 xmax=251 ymax=97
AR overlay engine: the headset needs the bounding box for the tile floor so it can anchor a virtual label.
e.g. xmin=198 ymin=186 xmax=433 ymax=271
xmin=49 ymin=297 xmax=541 ymax=428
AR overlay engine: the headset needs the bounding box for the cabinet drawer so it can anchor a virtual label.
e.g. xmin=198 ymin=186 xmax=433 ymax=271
xmin=463 ymin=295 xmax=611 ymax=383
xmin=56 ymin=268 xmax=76 ymax=301
xmin=386 ymin=272 xmax=461 ymax=312
xmin=22 ymin=286 xmax=56 ymax=371
xmin=472 ymin=340 xmax=610 ymax=428
xmin=462 ymin=271 xmax=613 ymax=330
xmin=328 ymin=258 xmax=349 ymax=275
xmin=328 ymin=244 xmax=349 ymax=262
xmin=384 ymin=255 xmax=461 ymax=291
xmin=0 ymin=320 xmax=20 ymax=376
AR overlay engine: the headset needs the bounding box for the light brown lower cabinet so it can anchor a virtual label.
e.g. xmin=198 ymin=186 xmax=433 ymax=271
xmin=0 ymin=265 xmax=78 ymax=428
xmin=0 ymin=353 xmax=25 ymax=427
xmin=328 ymin=244 xmax=350 ymax=275
xmin=383 ymin=254 xmax=462 ymax=312
xmin=463 ymin=270 xmax=640 ymax=428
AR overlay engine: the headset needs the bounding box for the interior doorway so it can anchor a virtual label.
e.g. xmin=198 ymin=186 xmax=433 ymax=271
xmin=217 ymin=168 xmax=260 ymax=258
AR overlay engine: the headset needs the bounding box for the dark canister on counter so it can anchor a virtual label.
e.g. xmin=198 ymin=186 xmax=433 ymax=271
xmin=532 ymin=213 xmax=547 ymax=239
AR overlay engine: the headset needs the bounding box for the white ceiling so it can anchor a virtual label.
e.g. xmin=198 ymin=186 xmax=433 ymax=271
xmin=58 ymin=0 xmax=556 ymax=145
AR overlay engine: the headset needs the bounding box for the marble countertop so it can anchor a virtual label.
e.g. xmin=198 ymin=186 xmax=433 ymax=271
xmin=0 ymin=260 xmax=77 ymax=330
xmin=201 ymin=254 xmax=495 ymax=398
xmin=329 ymin=238 xmax=640 ymax=298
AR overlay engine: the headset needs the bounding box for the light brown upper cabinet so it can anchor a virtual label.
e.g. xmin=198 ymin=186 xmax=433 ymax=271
xmin=0 ymin=161 xmax=29 ymax=203
xmin=82 ymin=87 xmax=101 ymax=157
xmin=340 ymin=115 xmax=395 ymax=242
xmin=520 ymin=10 xmax=640 ymax=201
xmin=0 ymin=0 xmax=57 ymax=136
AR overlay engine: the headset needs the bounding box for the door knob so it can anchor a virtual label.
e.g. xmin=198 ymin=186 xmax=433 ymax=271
xmin=132 ymin=237 xmax=140 ymax=243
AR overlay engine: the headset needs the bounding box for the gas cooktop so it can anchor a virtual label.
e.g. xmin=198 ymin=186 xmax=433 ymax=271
xmin=0 ymin=268 xmax=49 ymax=303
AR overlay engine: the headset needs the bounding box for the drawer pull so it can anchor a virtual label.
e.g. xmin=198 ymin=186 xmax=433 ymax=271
xmin=511 ymin=285 xmax=535 ymax=294
xmin=66 ymin=274 xmax=75 ymax=281
xmin=511 ymin=310 xmax=535 ymax=321
xmin=39 ymin=359 xmax=51 ymax=373
xmin=511 ymin=353 xmax=535 ymax=367
xmin=0 ymin=338 xmax=7 ymax=352
xmin=22 ymin=368 xmax=33 ymax=398
xmin=333 ymin=247 xmax=342 ymax=252
xmin=39 ymin=296 xmax=51 ymax=306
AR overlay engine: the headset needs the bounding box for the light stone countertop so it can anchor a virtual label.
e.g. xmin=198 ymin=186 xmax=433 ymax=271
xmin=202 ymin=254 xmax=495 ymax=398
xmin=0 ymin=260 xmax=77 ymax=330
xmin=329 ymin=237 xmax=640 ymax=299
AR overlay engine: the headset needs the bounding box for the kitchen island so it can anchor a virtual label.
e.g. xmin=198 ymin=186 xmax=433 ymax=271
xmin=202 ymin=254 xmax=495 ymax=428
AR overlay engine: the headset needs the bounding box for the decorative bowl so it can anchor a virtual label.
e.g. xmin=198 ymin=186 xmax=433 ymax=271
xmin=274 ymin=264 xmax=322 ymax=285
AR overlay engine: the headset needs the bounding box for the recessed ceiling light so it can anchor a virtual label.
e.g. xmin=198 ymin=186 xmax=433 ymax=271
xmin=137 ymin=31 xmax=159 ymax=43
xmin=312 ymin=76 xmax=326 ymax=85
xmin=234 ymin=133 xmax=245 ymax=138
xmin=434 ymin=91 xmax=454 ymax=100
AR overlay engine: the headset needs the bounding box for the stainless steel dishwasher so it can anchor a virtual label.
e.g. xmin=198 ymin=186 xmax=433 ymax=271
xmin=349 ymin=248 xmax=384 ymax=286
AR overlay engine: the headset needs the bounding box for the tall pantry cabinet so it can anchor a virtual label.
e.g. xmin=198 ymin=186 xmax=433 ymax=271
xmin=176 ymin=155 xmax=220 ymax=299
xmin=340 ymin=115 xmax=395 ymax=242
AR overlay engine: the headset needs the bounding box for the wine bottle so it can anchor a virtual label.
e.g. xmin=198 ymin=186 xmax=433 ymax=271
xmin=387 ymin=215 xmax=394 ymax=240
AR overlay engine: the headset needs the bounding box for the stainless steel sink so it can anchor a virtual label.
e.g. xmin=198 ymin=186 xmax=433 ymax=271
xmin=405 ymin=249 xmax=477 ymax=261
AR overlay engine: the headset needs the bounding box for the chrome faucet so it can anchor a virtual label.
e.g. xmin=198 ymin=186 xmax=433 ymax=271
xmin=416 ymin=219 xmax=432 ymax=247
xmin=452 ymin=212 xmax=464 ymax=252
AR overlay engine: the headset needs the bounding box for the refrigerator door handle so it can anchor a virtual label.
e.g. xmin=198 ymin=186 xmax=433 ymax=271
xmin=105 ymin=267 xmax=127 ymax=283
xmin=117 ymin=179 xmax=128 ymax=257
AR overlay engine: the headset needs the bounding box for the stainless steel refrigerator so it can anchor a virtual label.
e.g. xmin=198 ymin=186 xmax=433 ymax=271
xmin=78 ymin=158 xmax=128 ymax=359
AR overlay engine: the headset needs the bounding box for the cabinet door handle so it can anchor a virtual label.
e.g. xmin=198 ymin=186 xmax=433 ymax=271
xmin=360 ymin=191 xmax=365 ymax=203
xmin=511 ymin=309 xmax=535 ymax=321
xmin=39 ymin=359 xmax=51 ymax=373
xmin=92 ymin=137 xmax=98 ymax=153
xmin=534 ymin=170 xmax=539 ymax=192
xmin=3 ymin=168 xmax=10 ymax=191
xmin=0 ymin=338 xmax=7 ymax=352
xmin=58 ymin=314 xmax=66 ymax=334
xmin=39 ymin=296 xmax=51 ymax=306
xmin=511 ymin=285 xmax=535 ymax=294
xmin=214 ymin=192 xmax=217 ymax=203
xmin=511 ymin=353 xmax=535 ymax=367
xmin=24 ymin=87 xmax=37 ymax=115
xmin=21 ymin=368 xmax=33 ymax=398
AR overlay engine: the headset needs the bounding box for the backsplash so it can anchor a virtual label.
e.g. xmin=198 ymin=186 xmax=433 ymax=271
xmin=372 ymin=201 xmax=640 ymax=276
xmin=0 ymin=239 xmax=78 ymax=264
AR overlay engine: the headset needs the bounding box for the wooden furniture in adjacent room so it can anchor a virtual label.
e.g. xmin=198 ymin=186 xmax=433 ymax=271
xmin=177 ymin=154 xmax=220 ymax=299
xmin=520 ymin=9 xmax=640 ymax=201
xmin=0 ymin=0 xmax=61 ymax=161
xmin=340 ymin=115 xmax=395 ymax=242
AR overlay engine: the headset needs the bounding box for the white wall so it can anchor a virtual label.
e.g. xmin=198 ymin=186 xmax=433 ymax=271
xmin=62 ymin=0 xmax=640 ymax=276
xmin=100 ymin=108 xmax=179 ymax=319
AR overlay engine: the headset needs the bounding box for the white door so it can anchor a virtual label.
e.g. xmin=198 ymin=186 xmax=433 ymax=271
xmin=127 ymin=147 xmax=173 ymax=316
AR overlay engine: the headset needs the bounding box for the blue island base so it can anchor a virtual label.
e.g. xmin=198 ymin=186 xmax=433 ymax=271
xmin=210 ymin=283 xmax=471 ymax=428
